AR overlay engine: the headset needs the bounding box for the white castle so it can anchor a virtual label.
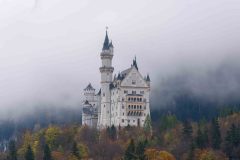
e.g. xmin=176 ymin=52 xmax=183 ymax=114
xmin=82 ymin=30 xmax=151 ymax=128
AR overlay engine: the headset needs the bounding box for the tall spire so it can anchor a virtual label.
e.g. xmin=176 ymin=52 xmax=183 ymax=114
xmin=102 ymin=27 xmax=110 ymax=50
xmin=132 ymin=56 xmax=138 ymax=70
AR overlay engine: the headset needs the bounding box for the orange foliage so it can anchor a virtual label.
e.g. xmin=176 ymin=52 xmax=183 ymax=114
xmin=52 ymin=151 xmax=65 ymax=160
xmin=145 ymin=148 xmax=176 ymax=160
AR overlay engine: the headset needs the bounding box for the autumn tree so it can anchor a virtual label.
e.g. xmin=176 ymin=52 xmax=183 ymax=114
xmin=44 ymin=126 xmax=61 ymax=149
xmin=71 ymin=141 xmax=80 ymax=159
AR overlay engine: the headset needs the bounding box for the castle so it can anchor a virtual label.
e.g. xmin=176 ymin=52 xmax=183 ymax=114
xmin=82 ymin=30 xmax=151 ymax=128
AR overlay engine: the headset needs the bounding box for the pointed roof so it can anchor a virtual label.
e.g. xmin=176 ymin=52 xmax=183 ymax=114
xmin=84 ymin=83 xmax=95 ymax=91
xmin=109 ymin=40 xmax=114 ymax=48
xmin=146 ymin=74 xmax=150 ymax=81
xmin=102 ymin=30 xmax=110 ymax=50
xmin=97 ymin=89 xmax=101 ymax=95
xmin=132 ymin=56 xmax=138 ymax=70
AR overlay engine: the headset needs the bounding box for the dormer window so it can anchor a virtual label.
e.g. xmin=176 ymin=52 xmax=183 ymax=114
xmin=132 ymin=80 xmax=136 ymax=85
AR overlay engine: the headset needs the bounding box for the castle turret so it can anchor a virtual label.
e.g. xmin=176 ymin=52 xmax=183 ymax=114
xmin=98 ymin=29 xmax=114 ymax=128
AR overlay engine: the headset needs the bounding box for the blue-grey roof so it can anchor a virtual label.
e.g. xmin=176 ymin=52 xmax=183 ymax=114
xmin=84 ymin=83 xmax=95 ymax=91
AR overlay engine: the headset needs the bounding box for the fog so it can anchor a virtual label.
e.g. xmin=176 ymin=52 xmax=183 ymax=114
xmin=0 ymin=0 xmax=240 ymax=119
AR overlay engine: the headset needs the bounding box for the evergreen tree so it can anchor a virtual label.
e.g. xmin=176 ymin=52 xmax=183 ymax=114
xmin=43 ymin=144 xmax=52 ymax=160
xmin=210 ymin=118 xmax=221 ymax=149
xmin=135 ymin=140 xmax=147 ymax=160
xmin=124 ymin=139 xmax=136 ymax=160
xmin=110 ymin=125 xmax=117 ymax=141
xmin=225 ymin=124 xmax=240 ymax=147
xmin=195 ymin=125 xmax=204 ymax=149
xmin=187 ymin=141 xmax=195 ymax=160
xmin=182 ymin=120 xmax=193 ymax=139
xmin=24 ymin=145 xmax=34 ymax=160
xmin=143 ymin=114 xmax=152 ymax=136
xmin=71 ymin=141 xmax=80 ymax=159
xmin=8 ymin=140 xmax=17 ymax=160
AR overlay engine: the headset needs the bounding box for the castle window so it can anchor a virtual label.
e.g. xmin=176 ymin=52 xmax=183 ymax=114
xmin=133 ymin=120 xmax=135 ymax=123
xmin=122 ymin=119 xmax=124 ymax=123
xmin=122 ymin=105 xmax=124 ymax=109
xmin=128 ymin=105 xmax=130 ymax=109
xmin=123 ymin=112 xmax=124 ymax=116
xmin=134 ymin=105 xmax=136 ymax=109
xmin=122 ymin=98 xmax=124 ymax=101
xmin=128 ymin=98 xmax=130 ymax=101
xmin=132 ymin=91 xmax=136 ymax=94
xmin=124 ymin=90 xmax=128 ymax=94
xmin=132 ymin=80 xmax=136 ymax=85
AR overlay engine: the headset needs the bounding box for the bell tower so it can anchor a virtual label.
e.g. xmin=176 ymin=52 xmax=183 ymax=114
xmin=98 ymin=28 xmax=114 ymax=128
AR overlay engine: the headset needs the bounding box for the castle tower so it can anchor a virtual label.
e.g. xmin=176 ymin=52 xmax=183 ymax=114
xmin=98 ymin=29 xmax=114 ymax=128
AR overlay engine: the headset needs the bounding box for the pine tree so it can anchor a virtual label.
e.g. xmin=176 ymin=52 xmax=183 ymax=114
xmin=72 ymin=141 xmax=80 ymax=159
xmin=110 ymin=125 xmax=117 ymax=141
xmin=187 ymin=141 xmax=195 ymax=160
xmin=202 ymin=126 xmax=209 ymax=147
xmin=210 ymin=118 xmax=221 ymax=149
xmin=135 ymin=140 xmax=147 ymax=160
xmin=8 ymin=140 xmax=17 ymax=160
xmin=195 ymin=125 xmax=204 ymax=149
xmin=225 ymin=124 xmax=240 ymax=147
xmin=144 ymin=114 xmax=152 ymax=136
xmin=124 ymin=139 xmax=136 ymax=160
xmin=43 ymin=144 xmax=52 ymax=160
xmin=24 ymin=145 xmax=34 ymax=160
xmin=182 ymin=120 xmax=193 ymax=140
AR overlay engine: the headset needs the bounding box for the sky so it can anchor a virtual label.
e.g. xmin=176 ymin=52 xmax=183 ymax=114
xmin=0 ymin=0 xmax=240 ymax=117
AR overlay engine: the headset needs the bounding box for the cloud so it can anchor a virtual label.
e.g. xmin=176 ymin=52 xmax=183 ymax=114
xmin=0 ymin=0 xmax=240 ymax=119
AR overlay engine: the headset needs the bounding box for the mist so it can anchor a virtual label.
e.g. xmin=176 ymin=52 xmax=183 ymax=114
xmin=0 ymin=0 xmax=240 ymax=120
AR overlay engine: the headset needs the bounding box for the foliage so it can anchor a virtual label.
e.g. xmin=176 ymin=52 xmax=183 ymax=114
xmin=124 ymin=139 xmax=136 ymax=160
xmin=8 ymin=140 xmax=17 ymax=160
xmin=71 ymin=141 xmax=80 ymax=159
xmin=43 ymin=144 xmax=52 ymax=160
xmin=145 ymin=149 xmax=176 ymax=160
xmin=25 ymin=145 xmax=34 ymax=160
xmin=144 ymin=114 xmax=152 ymax=136
xmin=44 ymin=126 xmax=61 ymax=149
xmin=210 ymin=118 xmax=221 ymax=149
xmin=182 ymin=120 xmax=193 ymax=140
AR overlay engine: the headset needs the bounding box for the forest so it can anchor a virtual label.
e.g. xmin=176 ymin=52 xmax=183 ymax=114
xmin=0 ymin=101 xmax=240 ymax=160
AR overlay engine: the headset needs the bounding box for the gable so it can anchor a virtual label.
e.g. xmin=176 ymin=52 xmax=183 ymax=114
xmin=120 ymin=67 xmax=148 ymax=87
